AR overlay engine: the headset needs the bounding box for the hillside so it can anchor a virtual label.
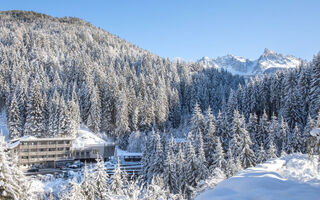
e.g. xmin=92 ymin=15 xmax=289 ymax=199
xmin=196 ymin=154 xmax=320 ymax=200
xmin=198 ymin=48 xmax=303 ymax=76
xmin=0 ymin=10 xmax=244 ymax=140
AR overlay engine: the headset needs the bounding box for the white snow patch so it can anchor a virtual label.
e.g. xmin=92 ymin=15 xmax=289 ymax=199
xmin=72 ymin=126 xmax=113 ymax=149
xmin=196 ymin=154 xmax=320 ymax=200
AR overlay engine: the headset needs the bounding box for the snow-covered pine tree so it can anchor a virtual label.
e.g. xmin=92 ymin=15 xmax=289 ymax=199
xmin=87 ymin=85 xmax=101 ymax=133
xmin=290 ymin=123 xmax=303 ymax=153
xmin=203 ymin=106 xmax=216 ymax=164
xmin=191 ymin=102 xmax=205 ymax=137
xmin=208 ymin=137 xmax=226 ymax=172
xmin=110 ymin=159 xmax=126 ymax=196
xmin=256 ymin=143 xmax=267 ymax=164
xmin=176 ymin=145 xmax=186 ymax=196
xmin=8 ymin=92 xmax=20 ymax=139
xmin=80 ymin=164 xmax=96 ymax=199
xmin=247 ymin=113 xmax=259 ymax=152
xmin=24 ymin=80 xmax=44 ymax=137
xmin=225 ymin=148 xmax=237 ymax=178
xmin=61 ymin=180 xmax=86 ymax=200
xmin=258 ymin=110 xmax=270 ymax=149
xmin=230 ymin=109 xmax=247 ymax=159
xmin=0 ymin=146 xmax=30 ymax=200
xmin=309 ymin=53 xmax=320 ymax=118
xmin=163 ymin=143 xmax=178 ymax=194
xmin=93 ymin=156 xmax=110 ymax=200
xmin=239 ymin=124 xmax=256 ymax=168
xmin=267 ymin=140 xmax=277 ymax=159
xmin=304 ymin=115 xmax=316 ymax=154
xmin=278 ymin=116 xmax=290 ymax=153
xmin=149 ymin=130 xmax=165 ymax=179
xmin=266 ymin=115 xmax=278 ymax=152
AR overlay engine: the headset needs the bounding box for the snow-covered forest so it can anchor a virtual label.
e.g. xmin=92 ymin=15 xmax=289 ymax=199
xmin=0 ymin=10 xmax=320 ymax=200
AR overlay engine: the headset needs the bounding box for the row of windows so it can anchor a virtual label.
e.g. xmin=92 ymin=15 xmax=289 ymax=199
xmin=21 ymin=154 xmax=71 ymax=159
xmin=21 ymin=141 xmax=71 ymax=146
xmin=21 ymin=147 xmax=70 ymax=152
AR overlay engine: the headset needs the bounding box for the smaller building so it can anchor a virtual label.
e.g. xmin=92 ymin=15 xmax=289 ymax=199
xmin=72 ymin=127 xmax=115 ymax=161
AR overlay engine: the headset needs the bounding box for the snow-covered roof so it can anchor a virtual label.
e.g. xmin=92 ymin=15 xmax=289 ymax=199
xmin=8 ymin=140 xmax=20 ymax=149
xmin=20 ymin=136 xmax=74 ymax=142
xmin=115 ymin=148 xmax=142 ymax=157
xmin=72 ymin=126 xmax=114 ymax=150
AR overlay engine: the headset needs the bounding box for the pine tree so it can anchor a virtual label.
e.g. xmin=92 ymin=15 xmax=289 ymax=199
xmin=267 ymin=140 xmax=277 ymax=159
xmin=149 ymin=131 xmax=165 ymax=178
xmin=8 ymin=92 xmax=20 ymax=139
xmin=0 ymin=146 xmax=30 ymax=200
xmin=309 ymin=53 xmax=320 ymax=118
xmin=94 ymin=156 xmax=110 ymax=200
xmin=110 ymin=160 xmax=126 ymax=196
xmin=230 ymin=110 xmax=248 ymax=159
xmin=225 ymin=148 xmax=237 ymax=178
xmin=256 ymin=143 xmax=267 ymax=164
xmin=247 ymin=113 xmax=259 ymax=152
xmin=163 ymin=144 xmax=178 ymax=194
xmin=81 ymin=164 xmax=96 ymax=200
xmin=290 ymin=123 xmax=303 ymax=153
xmin=204 ymin=106 xmax=216 ymax=164
xmin=208 ymin=137 xmax=226 ymax=172
xmin=191 ymin=102 xmax=205 ymax=136
xmin=258 ymin=110 xmax=270 ymax=149
xmin=24 ymin=81 xmax=44 ymax=137
xmin=239 ymin=127 xmax=256 ymax=168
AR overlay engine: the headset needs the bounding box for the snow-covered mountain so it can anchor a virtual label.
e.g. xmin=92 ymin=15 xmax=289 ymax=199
xmin=196 ymin=154 xmax=320 ymax=200
xmin=197 ymin=49 xmax=303 ymax=76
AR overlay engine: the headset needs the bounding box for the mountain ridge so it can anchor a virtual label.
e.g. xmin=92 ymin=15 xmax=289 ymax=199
xmin=197 ymin=48 xmax=304 ymax=76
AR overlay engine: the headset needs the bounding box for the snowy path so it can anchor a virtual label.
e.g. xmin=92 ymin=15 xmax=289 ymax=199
xmin=196 ymin=154 xmax=320 ymax=200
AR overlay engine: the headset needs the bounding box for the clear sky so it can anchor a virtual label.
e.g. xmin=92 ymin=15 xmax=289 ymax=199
xmin=1 ymin=0 xmax=320 ymax=61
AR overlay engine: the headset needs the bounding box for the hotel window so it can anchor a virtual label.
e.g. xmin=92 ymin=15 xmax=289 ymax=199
xmin=48 ymin=148 xmax=56 ymax=151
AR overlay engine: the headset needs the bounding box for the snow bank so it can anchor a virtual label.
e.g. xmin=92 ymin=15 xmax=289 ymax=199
xmin=196 ymin=154 xmax=320 ymax=200
xmin=72 ymin=126 xmax=113 ymax=149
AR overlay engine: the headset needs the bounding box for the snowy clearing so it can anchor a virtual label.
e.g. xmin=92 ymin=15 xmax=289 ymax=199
xmin=196 ymin=154 xmax=320 ymax=200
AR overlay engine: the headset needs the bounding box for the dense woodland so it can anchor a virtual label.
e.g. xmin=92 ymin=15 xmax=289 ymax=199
xmin=0 ymin=11 xmax=320 ymax=200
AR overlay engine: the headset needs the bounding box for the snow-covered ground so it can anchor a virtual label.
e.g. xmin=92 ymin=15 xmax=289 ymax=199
xmin=0 ymin=110 xmax=8 ymax=141
xmin=196 ymin=154 xmax=320 ymax=200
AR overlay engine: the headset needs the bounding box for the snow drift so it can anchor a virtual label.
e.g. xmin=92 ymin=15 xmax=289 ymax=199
xmin=196 ymin=154 xmax=320 ymax=200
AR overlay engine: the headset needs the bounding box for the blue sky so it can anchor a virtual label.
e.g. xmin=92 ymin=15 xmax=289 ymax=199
xmin=1 ymin=0 xmax=320 ymax=60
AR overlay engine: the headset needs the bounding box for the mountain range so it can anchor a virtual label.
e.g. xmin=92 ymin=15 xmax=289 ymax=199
xmin=197 ymin=48 xmax=304 ymax=76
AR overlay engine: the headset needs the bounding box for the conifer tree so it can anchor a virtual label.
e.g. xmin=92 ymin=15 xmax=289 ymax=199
xmin=8 ymin=92 xmax=20 ymax=139
xmin=94 ymin=156 xmax=110 ymax=200
xmin=24 ymin=81 xmax=44 ymax=137
xmin=256 ymin=143 xmax=267 ymax=164
xmin=81 ymin=164 xmax=96 ymax=200
xmin=267 ymin=140 xmax=277 ymax=159
xmin=225 ymin=148 xmax=237 ymax=178
xmin=208 ymin=137 xmax=226 ymax=172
